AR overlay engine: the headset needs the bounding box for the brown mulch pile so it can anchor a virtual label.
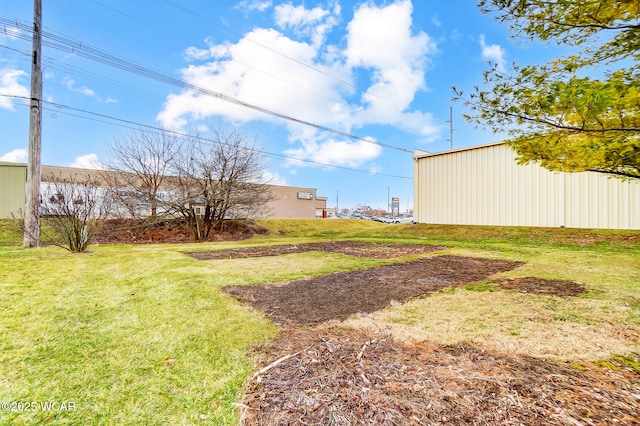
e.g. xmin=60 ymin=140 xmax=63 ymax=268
xmin=187 ymin=241 xmax=448 ymax=260
xmin=93 ymin=218 xmax=268 ymax=244
xmin=240 ymin=327 xmax=640 ymax=425
xmin=222 ymin=255 xmax=524 ymax=326
xmin=493 ymin=277 xmax=588 ymax=297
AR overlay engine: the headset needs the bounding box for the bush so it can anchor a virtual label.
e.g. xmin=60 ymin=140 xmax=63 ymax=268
xmin=37 ymin=174 xmax=111 ymax=252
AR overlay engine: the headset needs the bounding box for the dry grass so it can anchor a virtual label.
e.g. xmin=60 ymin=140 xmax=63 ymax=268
xmin=345 ymin=290 xmax=640 ymax=361
xmin=342 ymin=244 xmax=639 ymax=362
xmin=2 ymin=219 xmax=638 ymax=425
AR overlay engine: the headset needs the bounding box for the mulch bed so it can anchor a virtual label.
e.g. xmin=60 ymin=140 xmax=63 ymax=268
xmin=93 ymin=218 xmax=268 ymax=244
xmin=222 ymin=255 xmax=524 ymax=326
xmin=239 ymin=327 xmax=640 ymax=425
xmin=187 ymin=241 xmax=448 ymax=260
xmin=187 ymin=241 xmax=637 ymax=424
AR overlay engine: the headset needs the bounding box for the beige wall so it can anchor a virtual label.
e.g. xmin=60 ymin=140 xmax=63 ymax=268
xmin=0 ymin=162 xmax=26 ymax=219
xmin=0 ymin=163 xmax=324 ymax=219
xmin=414 ymin=143 xmax=640 ymax=230
xmin=264 ymin=185 xmax=320 ymax=218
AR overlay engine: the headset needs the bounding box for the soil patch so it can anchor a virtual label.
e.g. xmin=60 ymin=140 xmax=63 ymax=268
xmin=222 ymin=255 xmax=524 ymax=326
xmin=188 ymin=241 xmax=448 ymax=260
xmin=240 ymin=327 xmax=640 ymax=425
xmin=93 ymin=218 xmax=268 ymax=244
xmin=493 ymin=277 xmax=588 ymax=297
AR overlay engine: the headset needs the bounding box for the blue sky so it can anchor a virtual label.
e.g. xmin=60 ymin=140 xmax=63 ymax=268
xmin=0 ymin=0 xmax=560 ymax=211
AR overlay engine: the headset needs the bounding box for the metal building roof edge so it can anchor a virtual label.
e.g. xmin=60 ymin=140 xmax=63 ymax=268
xmin=413 ymin=141 xmax=506 ymax=159
xmin=0 ymin=161 xmax=27 ymax=167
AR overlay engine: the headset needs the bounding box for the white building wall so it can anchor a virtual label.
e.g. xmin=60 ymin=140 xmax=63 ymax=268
xmin=414 ymin=143 xmax=640 ymax=230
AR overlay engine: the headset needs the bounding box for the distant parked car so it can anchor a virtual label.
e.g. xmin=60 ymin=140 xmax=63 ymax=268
xmin=388 ymin=215 xmax=414 ymax=224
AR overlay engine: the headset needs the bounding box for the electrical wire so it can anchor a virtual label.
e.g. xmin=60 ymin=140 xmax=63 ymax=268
xmin=158 ymin=0 xmax=412 ymax=113
xmin=87 ymin=0 xmax=344 ymax=101
xmin=0 ymin=93 xmax=414 ymax=180
xmin=86 ymin=0 xmax=411 ymax=132
xmin=160 ymin=0 xmax=356 ymax=90
xmin=0 ymin=17 xmax=413 ymax=154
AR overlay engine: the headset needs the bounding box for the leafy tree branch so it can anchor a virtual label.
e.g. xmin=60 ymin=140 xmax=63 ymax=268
xmin=457 ymin=0 xmax=640 ymax=178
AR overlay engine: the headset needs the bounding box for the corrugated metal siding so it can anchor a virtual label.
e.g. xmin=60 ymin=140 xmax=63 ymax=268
xmin=414 ymin=144 xmax=640 ymax=230
xmin=0 ymin=163 xmax=26 ymax=219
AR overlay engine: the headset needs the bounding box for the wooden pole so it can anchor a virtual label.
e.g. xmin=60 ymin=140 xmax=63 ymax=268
xmin=23 ymin=0 xmax=42 ymax=247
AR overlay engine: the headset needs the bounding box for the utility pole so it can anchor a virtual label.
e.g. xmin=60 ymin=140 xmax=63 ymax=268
xmin=23 ymin=0 xmax=42 ymax=247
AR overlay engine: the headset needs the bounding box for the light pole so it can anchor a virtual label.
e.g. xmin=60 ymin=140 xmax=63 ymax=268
xmin=387 ymin=186 xmax=390 ymax=215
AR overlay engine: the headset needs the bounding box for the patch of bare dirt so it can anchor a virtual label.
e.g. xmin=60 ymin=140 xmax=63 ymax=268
xmin=240 ymin=327 xmax=640 ymax=425
xmin=93 ymin=218 xmax=267 ymax=244
xmin=222 ymin=255 xmax=524 ymax=326
xmin=493 ymin=277 xmax=588 ymax=297
xmin=188 ymin=241 xmax=448 ymax=260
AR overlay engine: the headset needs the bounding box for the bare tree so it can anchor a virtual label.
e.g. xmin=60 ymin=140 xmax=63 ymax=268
xmin=170 ymin=128 xmax=274 ymax=240
xmin=103 ymin=129 xmax=179 ymax=218
xmin=37 ymin=173 xmax=111 ymax=252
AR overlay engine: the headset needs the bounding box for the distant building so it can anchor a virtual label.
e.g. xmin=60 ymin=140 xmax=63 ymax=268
xmin=0 ymin=162 xmax=326 ymax=220
xmin=0 ymin=162 xmax=27 ymax=219
xmin=413 ymin=142 xmax=640 ymax=230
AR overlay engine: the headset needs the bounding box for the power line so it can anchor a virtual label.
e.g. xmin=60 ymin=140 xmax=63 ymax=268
xmin=87 ymin=0 xmax=340 ymax=102
xmin=160 ymin=0 xmax=356 ymax=90
xmin=2 ymin=42 xmax=349 ymax=140
xmin=0 ymin=93 xmax=414 ymax=180
xmin=0 ymin=17 xmax=413 ymax=154
xmin=158 ymin=0 xmax=410 ymax=113
xmin=85 ymin=0 xmax=408 ymax=132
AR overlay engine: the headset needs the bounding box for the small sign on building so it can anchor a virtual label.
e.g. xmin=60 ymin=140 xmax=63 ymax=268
xmin=297 ymin=192 xmax=314 ymax=200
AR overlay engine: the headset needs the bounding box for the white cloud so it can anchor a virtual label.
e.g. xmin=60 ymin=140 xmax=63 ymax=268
xmin=184 ymin=39 xmax=229 ymax=61
xmin=234 ymin=0 xmax=272 ymax=14
xmin=274 ymin=2 xmax=339 ymax=46
xmin=479 ymin=34 xmax=506 ymax=72
xmin=0 ymin=68 xmax=29 ymax=110
xmin=0 ymin=148 xmax=28 ymax=163
xmin=283 ymin=131 xmax=382 ymax=168
xmin=63 ymin=77 xmax=95 ymax=96
xmin=68 ymin=153 xmax=104 ymax=170
xmin=157 ymin=0 xmax=439 ymax=167
xmin=275 ymin=3 xmax=329 ymax=27
xmin=344 ymin=0 xmax=438 ymax=136
xmin=261 ymin=170 xmax=287 ymax=186
xmin=157 ymin=27 xmax=349 ymax=131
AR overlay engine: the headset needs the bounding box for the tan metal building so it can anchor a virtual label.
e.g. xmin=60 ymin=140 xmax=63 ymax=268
xmin=413 ymin=142 xmax=640 ymax=230
xmin=0 ymin=162 xmax=27 ymax=219
xmin=0 ymin=162 xmax=325 ymax=220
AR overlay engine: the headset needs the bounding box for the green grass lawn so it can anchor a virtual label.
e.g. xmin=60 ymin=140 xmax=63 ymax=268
xmin=1 ymin=219 xmax=639 ymax=425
